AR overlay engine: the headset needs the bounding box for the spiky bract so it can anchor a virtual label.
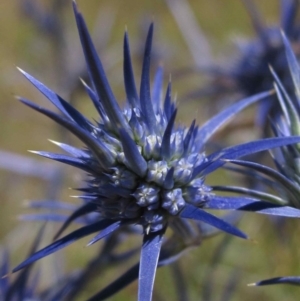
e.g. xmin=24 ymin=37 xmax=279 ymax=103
xmin=12 ymin=2 xmax=300 ymax=301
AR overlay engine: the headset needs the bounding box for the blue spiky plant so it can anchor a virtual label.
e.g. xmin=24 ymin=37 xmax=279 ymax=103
xmin=11 ymin=2 xmax=300 ymax=300
xmin=183 ymin=0 xmax=300 ymax=127
xmin=223 ymin=32 xmax=300 ymax=212
xmin=234 ymin=32 xmax=300 ymax=289
xmin=230 ymin=0 xmax=300 ymax=130
xmin=230 ymin=0 xmax=299 ymax=97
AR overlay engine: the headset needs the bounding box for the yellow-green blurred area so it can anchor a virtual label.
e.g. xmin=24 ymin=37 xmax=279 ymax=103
xmin=0 ymin=0 xmax=299 ymax=300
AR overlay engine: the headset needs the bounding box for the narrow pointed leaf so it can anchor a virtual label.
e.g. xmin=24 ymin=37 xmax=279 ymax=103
xmin=282 ymin=31 xmax=300 ymax=100
xmin=212 ymin=185 xmax=287 ymax=205
xmin=205 ymin=195 xmax=300 ymax=217
xmin=253 ymin=276 xmax=300 ymax=286
xmin=180 ymin=204 xmax=247 ymax=239
xmin=161 ymin=109 xmax=177 ymax=159
xmin=119 ymin=128 xmax=147 ymax=177
xmin=197 ymin=91 xmax=271 ymax=147
xmin=198 ymin=136 xmax=300 ymax=177
xmin=49 ymin=140 xmax=89 ymax=158
xmin=30 ymin=151 xmax=94 ymax=173
xmin=56 ymin=97 xmax=93 ymax=131
xmin=87 ymin=221 xmax=122 ymax=246
xmin=19 ymin=97 xmax=114 ymax=168
xmin=138 ymin=230 xmax=165 ymax=301
xmin=17 ymin=68 xmax=73 ymax=119
xmin=73 ymin=2 xmax=130 ymax=133
xmin=12 ymin=220 xmax=116 ymax=273
xmin=87 ymin=236 xmax=186 ymax=301
xmin=197 ymin=212 xmax=243 ymax=238
xmin=81 ymin=79 xmax=106 ymax=120
xmin=270 ymin=66 xmax=300 ymax=136
xmin=226 ymin=159 xmax=300 ymax=201
xmin=17 ymin=71 xmax=93 ymax=134
xmin=123 ymin=31 xmax=139 ymax=108
xmin=183 ymin=119 xmax=196 ymax=155
xmin=139 ymin=23 xmax=156 ymax=133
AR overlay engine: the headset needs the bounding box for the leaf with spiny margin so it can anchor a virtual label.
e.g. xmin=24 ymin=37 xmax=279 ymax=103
xmin=180 ymin=204 xmax=247 ymax=239
xmin=139 ymin=23 xmax=156 ymax=133
xmin=197 ymin=136 xmax=300 ymax=177
xmin=53 ymin=202 xmax=97 ymax=240
xmin=251 ymin=276 xmax=300 ymax=286
xmin=197 ymin=91 xmax=271 ymax=148
xmin=119 ymin=128 xmax=147 ymax=177
xmin=123 ymin=31 xmax=139 ymax=108
xmin=12 ymin=220 xmax=117 ymax=273
xmin=138 ymin=229 xmax=165 ymax=301
xmin=72 ymin=2 xmax=130 ymax=134
xmin=282 ymin=31 xmax=300 ymax=100
xmin=205 ymin=195 xmax=300 ymax=217
xmin=161 ymin=109 xmax=177 ymax=160
xmin=19 ymin=97 xmax=114 ymax=169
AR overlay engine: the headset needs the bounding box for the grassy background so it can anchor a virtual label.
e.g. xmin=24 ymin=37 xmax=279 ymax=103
xmin=1 ymin=0 xmax=299 ymax=300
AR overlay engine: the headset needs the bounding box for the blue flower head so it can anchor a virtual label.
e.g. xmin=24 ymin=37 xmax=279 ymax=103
xmin=227 ymin=0 xmax=299 ymax=97
xmin=191 ymin=1 xmax=300 ymax=127
xmin=12 ymin=2 xmax=300 ymax=300
xmin=227 ymin=32 xmax=300 ymax=210
xmin=225 ymin=31 xmax=300 ymax=291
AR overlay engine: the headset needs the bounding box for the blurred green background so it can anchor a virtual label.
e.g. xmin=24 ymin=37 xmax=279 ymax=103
xmin=1 ymin=0 xmax=300 ymax=300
